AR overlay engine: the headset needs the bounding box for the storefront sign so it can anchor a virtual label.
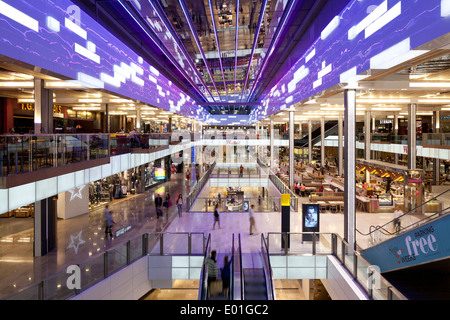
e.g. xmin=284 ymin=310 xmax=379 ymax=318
xmin=154 ymin=167 xmax=166 ymax=180
xmin=20 ymin=103 xmax=64 ymax=114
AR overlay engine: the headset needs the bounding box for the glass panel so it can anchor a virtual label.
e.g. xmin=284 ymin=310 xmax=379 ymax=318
xmin=4 ymin=285 xmax=40 ymax=300
xmin=107 ymin=242 xmax=128 ymax=275
xmin=129 ymin=236 xmax=144 ymax=263
xmin=43 ymin=271 xmax=76 ymax=300
xmin=162 ymin=233 xmax=189 ymax=255
xmin=316 ymin=233 xmax=333 ymax=255
xmin=79 ymin=254 xmax=106 ymax=290
xmin=343 ymin=246 xmax=355 ymax=275
xmin=190 ymin=233 xmax=205 ymax=255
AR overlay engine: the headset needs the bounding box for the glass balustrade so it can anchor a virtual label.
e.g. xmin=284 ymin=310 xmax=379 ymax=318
xmin=3 ymin=232 xmax=207 ymax=300
xmin=0 ymin=134 xmax=109 ymax=177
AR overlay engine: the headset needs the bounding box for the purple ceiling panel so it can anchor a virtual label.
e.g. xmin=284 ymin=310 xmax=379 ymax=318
xmin=0 ymin=0 xmax=211 ymax=121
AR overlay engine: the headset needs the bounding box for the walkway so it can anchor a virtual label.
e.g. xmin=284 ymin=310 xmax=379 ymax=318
xmin=0 ymin=172 xmax=195 ymax=298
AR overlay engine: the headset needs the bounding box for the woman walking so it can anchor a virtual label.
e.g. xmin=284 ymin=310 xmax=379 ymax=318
xmin=176 ymin=194 xmax=183 ymax=217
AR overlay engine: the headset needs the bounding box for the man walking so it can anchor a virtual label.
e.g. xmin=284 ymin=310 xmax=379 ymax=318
xmin=249 ymin=204 xmax=256 ymax=235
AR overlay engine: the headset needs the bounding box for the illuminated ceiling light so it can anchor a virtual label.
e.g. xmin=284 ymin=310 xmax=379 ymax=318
xmin=45 ymin=81 xmax=84 ymax=88
xmin=357 ymin=99 xmax=410 ymax=103
xmin=418 ymin=99 xmax=450 ymax=104
xmin=110 ymin=99 xmax=133 ymax=103
xmin=18 ymin=99 xmax=35 ymax=103
xmin=78 ymin=99 xmax=102 ymax=103
xmin=371 ymin=107 xmax=402 ymax=111
xmin=72 ymin=106 xmax=101 ymax=111
xmin=410 ymin=82 xmax=450 ymax=88
xmin=0 ymin=81 xmax=34 ymax=88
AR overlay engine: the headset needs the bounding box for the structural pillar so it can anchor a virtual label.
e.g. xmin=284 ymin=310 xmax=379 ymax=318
xmin=433 ymin=110 xmax=440 ymax=184
xmin=289 ymin=108 xmax=295 ymax=188
xmin=320 ymin=116 xmax=325 ymax=165
xmin=270 ymin=117 xmax=274 ymax=170
xmin=408 ymin=103 xmax=417 ymax=170
xmin=394 ymin=114 xmax=398 ymax=164
xmin=308 ymin=120 xmax=312 ymax=164
xmin=136 ymin=107 xmax=141 ymax=132
xmin=365 ymin=111 xmax=371 ymax=161
xmin=338 ymin=113 xmax=343 ymax=176
xmin=344 ymin=89 xmax=356 ymax=249
xmin=34 ymin=78 xmax=53 ymax=134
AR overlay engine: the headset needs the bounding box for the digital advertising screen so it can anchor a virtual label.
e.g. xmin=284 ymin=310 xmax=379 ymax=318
xmin=154 ymin=167 xmax=166 ymax=180
xmin=302 ymin=203 xmax=320 ymax=232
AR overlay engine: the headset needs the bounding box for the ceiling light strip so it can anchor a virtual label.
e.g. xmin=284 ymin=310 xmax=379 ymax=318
xmin=148 ymin=0 xmax=215 ymax=102
xmin=240 ymin=0 xmax=268 ymax=102
xmin=178 ymin=0 xmax=222 ymax=101
xmin=117 ymin=0 xmax=209 ymax=102
xmin=208 ymin=0 xmax=229 ymax=103
xmin=247 ymin=0 xmax=298 ymax=103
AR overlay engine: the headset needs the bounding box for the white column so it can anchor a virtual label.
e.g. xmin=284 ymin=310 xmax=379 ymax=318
xmin=394 ymin=114 xmax=399 ymax=164
xmin=34 ymin=78 xmax=53 ymax=134
xmin=365 ymin=111 xmax=371 ymax=161
xmin=338 ymin=113 xmax=343 ymax=176
xmin=289 ymin=109 xmax=295 ymax=187
xmin=408 ymin=103 xmax=417 ymax=170
xmin=308 ymin=120 xmax=312 ymax=164
xmin=344 ymin=89 xmax=356 ymax=249
xmin=270 ymin=117 xmax=274 ymax=170
xmin=321 ymin=116 xmax=325 ymax=165
xmin=136 ymin=107 xmax=141 ymax=132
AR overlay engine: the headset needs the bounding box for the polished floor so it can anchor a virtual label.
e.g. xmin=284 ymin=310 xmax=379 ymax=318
xmin=0 ymin=169 xmax=397 ymax=299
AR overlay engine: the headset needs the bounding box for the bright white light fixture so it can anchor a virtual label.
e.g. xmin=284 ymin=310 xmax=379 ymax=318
xmin=410 ymin=82 xmax=450 ymax=88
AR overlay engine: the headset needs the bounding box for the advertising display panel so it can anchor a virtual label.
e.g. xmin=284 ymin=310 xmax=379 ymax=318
xmin=154 ymin=167 xmax=166 ymax=181
xmin=302 ymin=203 xmax=319 ymax=241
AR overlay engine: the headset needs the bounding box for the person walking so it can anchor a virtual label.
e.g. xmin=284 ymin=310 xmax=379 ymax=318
xmin=221 ymin=255 xmax=231 ymax=298
xmin=205 ymin=250 xmax=219 ymax=297
xmin=213 ymin=204 xmax=221 ymax=230
xmin=249 ymin=204 xmax=256 ymax=235
xmin=163 ymin=192 xmax=171 ymax=218
xmin=104 ymin=205 xmax=115 ymax=238
xmin=176 ymin=194 xmax=183 ymax=217
xmin=393 ymin=205 xmax=403 ymax=232
xmin=155 ymin=193 xmax=163 ymax=219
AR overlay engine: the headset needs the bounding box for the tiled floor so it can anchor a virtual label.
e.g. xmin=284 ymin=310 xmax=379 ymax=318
xmin=0 ymin=169 xmax=397 ymax=299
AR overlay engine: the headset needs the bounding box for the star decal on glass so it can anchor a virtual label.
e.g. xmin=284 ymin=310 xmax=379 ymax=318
xmin=66 ymin=230 xmax=86 ymax=254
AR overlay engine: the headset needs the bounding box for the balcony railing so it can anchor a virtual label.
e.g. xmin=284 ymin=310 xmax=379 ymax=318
xmin=0 ymin=134 xmax=109 ymax=177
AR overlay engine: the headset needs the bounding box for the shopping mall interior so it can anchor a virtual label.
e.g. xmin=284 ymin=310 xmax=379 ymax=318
xmin=0 ymin=0 xmax=450 ymax=302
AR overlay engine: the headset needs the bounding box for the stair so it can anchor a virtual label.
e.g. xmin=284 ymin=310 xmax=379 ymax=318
xmin=243 ymin=268 xmax=267 ymax=300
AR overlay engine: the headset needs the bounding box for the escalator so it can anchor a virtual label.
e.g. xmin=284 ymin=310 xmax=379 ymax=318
xmin=241 ymin=235 xmax=275 ymax=300
xmin=295 ymin=120 xmax=338 ymax=148
xmin=198 ymin=233 xmax=275 ymax=300
xmin=359 ymin=189 xmax=450 ymax=299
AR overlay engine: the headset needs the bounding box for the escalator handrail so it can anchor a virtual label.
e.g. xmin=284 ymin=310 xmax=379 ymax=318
xmin=357 ymin=188 xmax=450 ymax=237
xmin=298 ymin=121 xmax=338 ymax=148
xmin=198 ymin=233 xmax=211 ymax=300
xmin=261 ymin=234 xmax=275 ymax=300
xmin=239 ymin=233 xmax=244 ymax=300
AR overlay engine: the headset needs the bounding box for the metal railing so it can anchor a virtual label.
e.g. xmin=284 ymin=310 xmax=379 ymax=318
xmin=357 ymin=188 xmax=450 ymax=247
xmin=268 ymin=170 xmax=298 ymax=211
xmin=260 ymin=234 xmax=275 ymax=300
xmin=3 ymin=231 xmax=207 ymax=300
xmin=185 ymin=161 xmax=216 ymax=211
xmin=198 ymin=233 xmax=211 ymax=300
xmin=189 ymin=196 xmax=281 ymax=213
xmin=264 ymin=232 xmax=407 ymax=300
